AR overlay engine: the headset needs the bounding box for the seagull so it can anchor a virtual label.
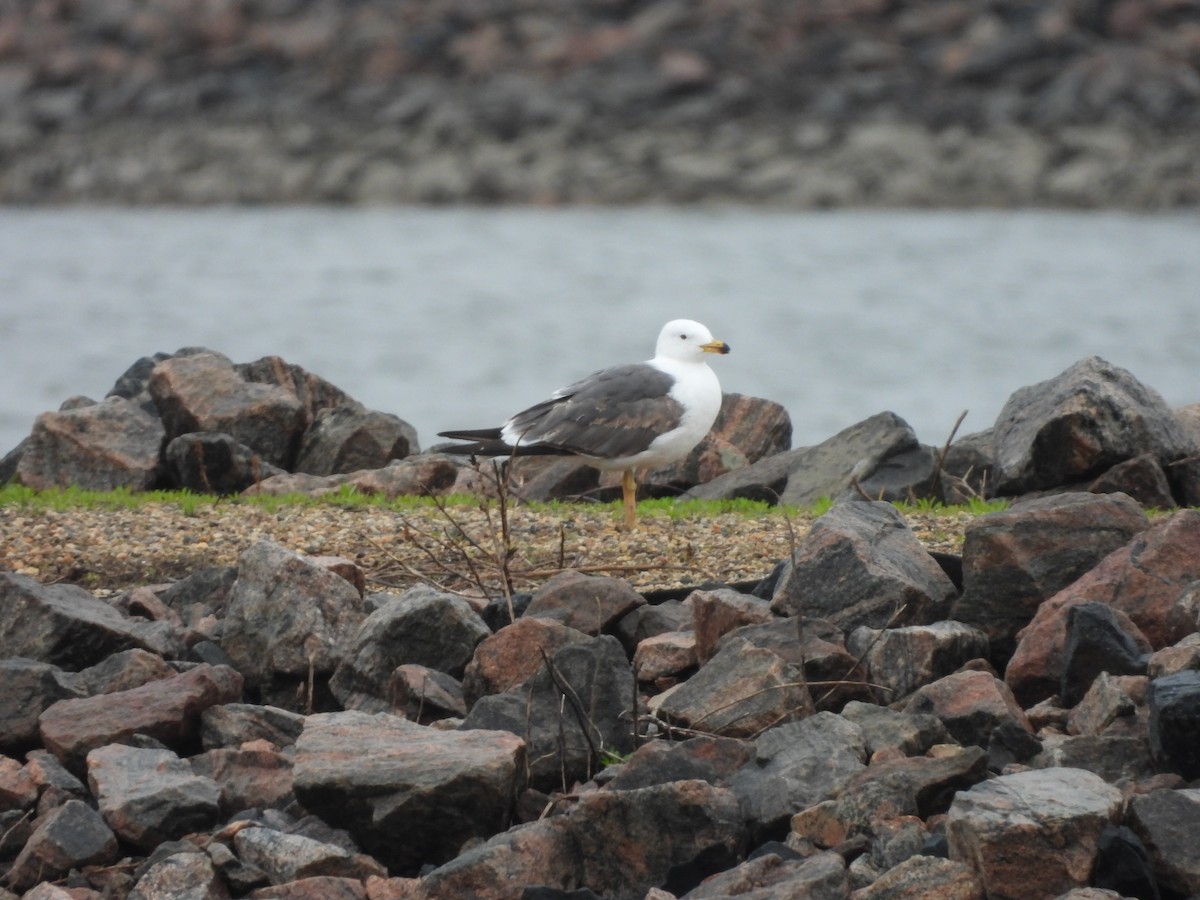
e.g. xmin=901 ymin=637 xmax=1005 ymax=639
xmin=438 ymin=319 xmax=731 ymax=527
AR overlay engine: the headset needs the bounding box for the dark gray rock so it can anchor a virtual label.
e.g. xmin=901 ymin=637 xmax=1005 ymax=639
xmin=14 ymin=395 xmax=165 ymax=490
xmin=294 ymin=400 xmax=418 ymax=476
xmin=770 ymin=501 xmax=957 ymax=630
xmin=0 ymin=573 xmax=154 ymax=670
xmin=605 ymin=736 xmax=753 ymax=792
xmin=164 ymin=431 xmax=286 ymax=494
xmin=0 ymin=658 xmax=84 ymax=754
xmin=6 ymin=798 xmax=119 ymax=892
xmin=937 ymin=428 xmax=994 ymax=505
xmin=462 ymin=635 xmax=636 ymax=793
xmin=1091 ymin=825 xmax=1159 ymax=900
xmin=682 ymin=849 xmax=848 ymax=900
xmin=992 ymin=356 xmax=1196 ymax=496
xmin=88 ymin=745 xmax=222 ymax=851
xmin=902 ymin=669 xmax=1032 ymax=750
xmin=727 ymin=712 xmax=867 ymax=841
xmin=329 ymin=585 xmax=489 ymax=712
xmin=127 ymin=847 xmax=229 ymax=900
xmin=73 ymin=648 xmax=175 ymax=696
xmin=1088 ymin=452 xmax=1178 ymax=509
xmin=838 ymin=701 xmax=952 ymax=758
xmin=950 ymin=492 xmax=1148 ymax=660
xmin=292 ymin=710 xmax=525 ymax=874
xmin=220 ymin=540 xmax=367 ymax=697
xmin=1148 ymin=671 xmax=1200 ymax=780
xmin=388 ymin=664 xmax=468 ymax=722
xmin=1032 ymin=735 xmax=1158 ymax=784
xmin=232 ymin=824 xmax=384 ymax=884
xmin=1060 ymin=601 xmax=1149 ymax=708
xmin=1127 ymin=789 xmax=1200 ymax=898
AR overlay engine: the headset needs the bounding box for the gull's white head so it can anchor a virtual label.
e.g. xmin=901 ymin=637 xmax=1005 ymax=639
xmin=654 ymin=319 xmax=731 ymax=363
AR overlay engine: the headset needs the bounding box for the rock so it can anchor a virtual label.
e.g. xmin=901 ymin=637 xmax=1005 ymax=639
xmin=338 ymin=456 xmax=459 ymax=498
xmin=937 ymin=429 xmax=994 ymax=506
xmin=726 ymin=712 xmax=868 ymax=840
xmin=164 ymin=432 xmax=286 ymax=494
xmin=247 ymin=876 xmax=367 ymax=899
xmin=6 ymin=798 xmax=119 ymax=892
xmin=687 ymin=411 xmax=923 ymax=506
xmin=903 ymin=669 xmax=1031 ymax=751
xmin=329 ymin=586 xmax=489 ymax=711
xmin=200 ymin=702 xmax=306 ymax=750
xmin=149 ymin=353 xmax=307 ymax=469
xmin=233 ymin=825 xmax=384 ymax=884
xmin=945 ymin=768 xmax=1123 ymax=899
xmin=220 ymin=540 xmax=367 ymax=698
xmin=233 ymin=356 xmax=352 ymax=428
xmin=846 ymin=621 xmax=991 ymax=705
xmin=523 ymin=571 xmax=645 ymax=636
xmin=824 ymin=746 xmax=989 ymax=837
xmin=1059 ymin=602 xmax=1149 ymax=707
xmin=654 ymin=637 xmax=814 ymax=739
xmin=15 ymin=396 xmax=165 ymax=491
xmin=190 ymin=741 xmax=295 ymax=815
xmin=604 ymin=735 xmax=753 ymax=792
xmin=128 ymin=847 xmax=230 ymax=900
xmin=951 ymin=491 xmax=1148 ymax=661
xmin=388 ymin=664 xmax=468 ymax=722
xmin=88 ymin=744 xmax=221 ymax=850
xmin=851 ymin=853 xmax=984 ymax=899
xmin=1090 ymin=824 xmax=1159 ymax=900
xmin=992 ymin=356 xmax=1196 ymax=496
xmin=1031 ymin=734 xmax=1158 ymax=784
xmin=838 ymin=702 xmax=951 ymax=759
xmin=1006 ymin=510 xmax=1200 ymax=706
xmin=771 ymin=501 xmax=957 ymax=630
xmin=39 ymin=663 xmax=244 ymax=773
xmin=293 ymin=710 xmax=525 ymax=874
xmin=73 ymin=647 xmax=176 ymax=696
xmin=684 ymin=849 xmax=849 ymax=899
xmin=0 ymin=573 xmax=156 ymax=669
xmin=1126 ymin=789 xmax=1200 ymax=897
xmin=417 ymin=780 xmax=747 ymax=899
xmin=1148 ymin=670 xmax=1200 ymax=780
xmin=0 ymin=658 xmax=85 ymax=754
xmin=461 ymin=616 xmax=590 ymax=706
xmin=294 ymin=401 xmax=417 ymax=476
xmin=691 ymin=587 xmax=775 ymax=662
xmin=462 ymin=635 xmax=636 ymax=792
xmin=1087 ymin=452 xmax=1177 ymax=508
xmin=1066 ymin=672 xmax=1146 ymax=737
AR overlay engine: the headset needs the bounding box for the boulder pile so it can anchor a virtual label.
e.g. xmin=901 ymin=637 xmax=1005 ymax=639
xmin=1 ymin=354 xmax=1200 ymax=898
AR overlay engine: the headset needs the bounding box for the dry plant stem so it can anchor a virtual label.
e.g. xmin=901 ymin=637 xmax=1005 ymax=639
xmin=539 ymin=646 xmax=605 ymax=778
xmin=929 ymin=409 xmax=969 ymax=499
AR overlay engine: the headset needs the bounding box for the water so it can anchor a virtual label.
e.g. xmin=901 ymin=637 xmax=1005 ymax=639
xmin=2 ymin=207 xmax=1199 ymax=461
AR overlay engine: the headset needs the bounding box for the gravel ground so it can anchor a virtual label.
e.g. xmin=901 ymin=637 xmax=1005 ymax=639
xmin=0 ymin=500 xmax=973 ymax=596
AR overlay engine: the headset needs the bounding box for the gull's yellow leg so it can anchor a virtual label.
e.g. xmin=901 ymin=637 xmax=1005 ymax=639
xmin=621 ymin=468 xmax=637 ymax=529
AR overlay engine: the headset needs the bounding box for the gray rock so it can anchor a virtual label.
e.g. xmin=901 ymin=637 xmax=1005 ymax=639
xmin=164 ymin=431 xmax=286 ymax=494
xmin=1087 ymin=452 xmax=1177 ymax=509
xmin=463 ymin=635 xmax=636 ymax=792
xmin=682 ymin=849 xmax=849 ymax=899
xmin=771 ymin=501 xmax=957 ymax=629
xmin=88 ymin=745 xmax=221 ymax=851
xmin=654 ymin=637 xmax=813 ymax=739
xmin=200 ymin=702 xmax=306 ymax=750
xmin=1031 ymin=735 xmax=1158 ymax=784
xmin=294 ymin=400 xmax=418 ymax=476
xmin=850 ymin=854 xmax=984 ymax=900
xmin=524 ymin=571 xmax=646 ymax=636
xmin=0 ymin=573 xmax=154 ymax=669
xmin=15 ymin=395 xmax=165 ymax=490
xmin=128 ymin=848 xmax=229 ymax=900
xmin=329 ymin=585 xmax=489 ymax=712
xmin=220 ymin=540 xmax=367 ymax=695
xmin=1059 ymin=602 xmax=1149 ymax=708
xmin=838 ymin=701 xmax=951 ymax=758
xmin=6 ymin=798 xmax=119 ymax=892
xmin=692 ymin=587 xmax=775 ymax=663
xmin=950 ymin=492 xmax=1148 ymax=659
xmin=149 ymin=353 xmax=306 ymax=469
xmin=727 ymin=712 xmax=867 ymax=839
xmin=903 ymin=669 xmax=1032 ymax=750
xmin=846 ymin=621 xmax=991 ymax=704
xmin=388 ymin=664 xmax=468 ymax=722
xmin=232 ymin=825 xmax=382 ymax=884
xmin=461 ymin=615 xmax=591 ymax=707
xmin=993 ymin=356 xmax=1196 ymax=496
xmin=73 ymin=647 xmax=176 ymax=696
xmin=292 ymin=710 xmax=525 ymax=874
xmin=0 ymin=658 xmax=84 ymax=754
xmin=1127 ymin=789 xmax=1200 ymax=898
xmin=605 ymin=735 xmax=753 ymax=792
xmin=946 ymin=768 xmax=1123 ymax=900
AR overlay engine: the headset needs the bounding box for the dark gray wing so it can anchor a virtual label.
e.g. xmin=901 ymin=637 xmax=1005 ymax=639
xmin=506 ymin=363 xmax=684 ymax=460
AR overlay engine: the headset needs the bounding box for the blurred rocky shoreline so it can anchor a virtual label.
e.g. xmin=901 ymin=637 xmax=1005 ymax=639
xmin=3 ymin=0 xmax=1199 ymax=206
